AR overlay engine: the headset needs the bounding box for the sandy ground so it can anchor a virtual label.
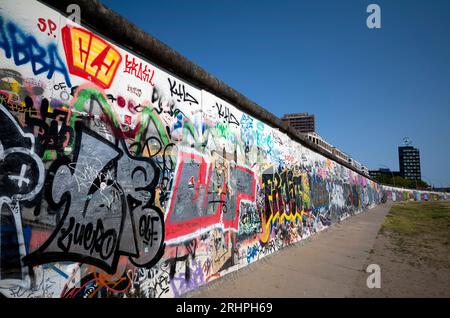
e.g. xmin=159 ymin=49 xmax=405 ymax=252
xmin=351 ymin=234 xmax=450 ymax=297
xmin=352 ymin=202 xmax=450 ymax=298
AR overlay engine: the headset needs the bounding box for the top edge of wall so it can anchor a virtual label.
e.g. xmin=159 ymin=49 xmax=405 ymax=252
xmin=37 ymin=0 xmax=376 ymax=181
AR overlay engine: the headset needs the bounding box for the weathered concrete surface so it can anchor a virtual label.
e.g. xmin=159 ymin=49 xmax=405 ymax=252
xmin=188 ymin=203 xmax=393 ymax=298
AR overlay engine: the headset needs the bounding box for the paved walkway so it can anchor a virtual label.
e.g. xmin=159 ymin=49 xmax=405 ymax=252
xmin=188 ymin=202 xmax=393 ymax=298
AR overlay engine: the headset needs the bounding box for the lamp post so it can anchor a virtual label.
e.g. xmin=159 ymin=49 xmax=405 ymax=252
xmin=421 ymin=176 xmax=433 ymax=190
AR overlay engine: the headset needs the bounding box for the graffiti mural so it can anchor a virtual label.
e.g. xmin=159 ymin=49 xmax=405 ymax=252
xmin=0 ymin=0 xmax=448 ymax=298
xmin=23 ymin=123 xmax=165 ymax=274
xmin=0 ymin=104 xmax=44 ymax=289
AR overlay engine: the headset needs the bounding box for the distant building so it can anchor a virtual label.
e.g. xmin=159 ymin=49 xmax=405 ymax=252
xmin=305 ymin=132 xmax=369 ymax=175
xmin=281 ymin=113 xmax=315 ymax=133
xmin=332 ymin=147 xmax=349 ymax=163
xmin=369 ymin=168 xmax=401 ymax=179
xmin=284 ymin=113 xmax=371 ymax=176
xmin=305 ymin=132 xmax=371 ymax=174
xmin=361 ymin=165 xmax=370 ymax=177
xmin=348 ymin=158 xmax=362 ymax=171
xmin=398 ymin=146 xmax=421 ymax=180
xmin=369 ymin=168 xmax=388 ymax=179
xmin=305 ymin=132 xmax=333 ymax=154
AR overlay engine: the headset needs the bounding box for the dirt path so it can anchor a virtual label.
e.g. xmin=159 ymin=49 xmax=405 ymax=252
xmin=352 ymin=201 xmax=450 ymax=298
xmin=188 ymin=203 xmax=393 ymax=298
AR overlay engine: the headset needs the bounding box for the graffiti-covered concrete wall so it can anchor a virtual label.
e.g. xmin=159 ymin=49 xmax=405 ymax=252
xmin=0 ymin=0 xmax=448 ymax=298
xmin=382 ymin=186 xmax=447 ymax=203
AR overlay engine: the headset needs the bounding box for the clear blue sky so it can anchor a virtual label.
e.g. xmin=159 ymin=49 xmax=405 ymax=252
xmin=101 ymin=0 xmax=450 ymax=188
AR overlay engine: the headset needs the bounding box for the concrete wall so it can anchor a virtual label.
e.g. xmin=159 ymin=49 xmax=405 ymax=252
xmin=382 ymin=186 xmax=447 ymax=203
xmin=0 ymin=0 xmax=448 ymax=298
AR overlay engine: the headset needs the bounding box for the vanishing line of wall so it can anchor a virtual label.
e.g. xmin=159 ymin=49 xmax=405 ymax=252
xmin=39 ymin=0 xmax=367 ymax=177
xmin=0 ymin=0 xmax=448 ymax=298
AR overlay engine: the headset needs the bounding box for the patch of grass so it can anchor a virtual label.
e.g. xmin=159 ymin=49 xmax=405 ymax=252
xmin=380 ymin=201 xmax=450 ymax=268
xmin=381 ymin=201 xmax=450 ymax=236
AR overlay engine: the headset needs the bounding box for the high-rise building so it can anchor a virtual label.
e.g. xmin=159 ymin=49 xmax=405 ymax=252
xmin=281 ymin=113 xmax=315 ymax=133
xmin=398 ymin=146 xmax=421 ymax=180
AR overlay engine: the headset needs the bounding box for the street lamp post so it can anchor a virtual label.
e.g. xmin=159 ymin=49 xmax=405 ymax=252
xmin=422 ymin=176 xmax=436 ymax=191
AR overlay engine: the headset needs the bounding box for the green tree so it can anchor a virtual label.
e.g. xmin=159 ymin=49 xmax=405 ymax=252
xmin=374 ymin=175 xmax=429 ymax=190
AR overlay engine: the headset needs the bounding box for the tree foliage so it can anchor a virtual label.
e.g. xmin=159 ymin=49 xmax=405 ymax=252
xmin=374 ymin=174 xmax=429 ymax=189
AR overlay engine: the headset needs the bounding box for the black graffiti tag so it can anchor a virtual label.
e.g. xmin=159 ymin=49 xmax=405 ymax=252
xmin=0 ymin=104 xmax=44 ymax=288
xmin=23 ymin=123 xmax=165 ymax=274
